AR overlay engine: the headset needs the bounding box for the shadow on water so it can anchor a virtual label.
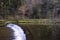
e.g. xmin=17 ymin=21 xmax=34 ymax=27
xmin=0 ymin=27 xmax=14 ymax=40
xmin=20 ymin=25 xmax=60 ymax=40
xmin=0 ymin=24 xmax=60 ymax=40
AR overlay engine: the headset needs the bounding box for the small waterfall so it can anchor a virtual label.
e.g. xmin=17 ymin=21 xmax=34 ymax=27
xmin=6 ymin=23 xmax=26 ymax=40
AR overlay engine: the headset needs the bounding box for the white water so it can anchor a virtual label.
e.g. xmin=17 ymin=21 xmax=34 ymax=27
xmin=6 ymin=23 xmax=26 ymax=40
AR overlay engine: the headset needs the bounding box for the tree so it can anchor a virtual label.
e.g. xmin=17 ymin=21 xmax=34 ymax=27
xmin=0 ymin=0 xmax=23 ymax=19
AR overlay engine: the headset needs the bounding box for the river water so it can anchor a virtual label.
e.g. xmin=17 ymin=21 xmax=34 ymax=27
xmin=0 ymin=24 xmax=60 ymax=40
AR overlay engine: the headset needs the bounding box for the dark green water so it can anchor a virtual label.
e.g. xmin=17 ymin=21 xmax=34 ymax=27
xmin=0 ymin=25 xmax=60 ymax=40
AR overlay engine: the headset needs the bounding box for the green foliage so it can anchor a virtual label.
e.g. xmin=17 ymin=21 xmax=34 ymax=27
xmin=2 ymin=0 xmax=22 ymax=8
xmin=30 ymin=0 xmax=55 ymax=19
xmin=0 ymin=0 xmax=22 ymax=17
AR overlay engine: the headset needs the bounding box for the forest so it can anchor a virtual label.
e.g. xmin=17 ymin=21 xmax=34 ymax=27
xmin=0 ymin=0 xmax=60 ymax=19
xmin=0 ymin=0 xmax=60 ymax=40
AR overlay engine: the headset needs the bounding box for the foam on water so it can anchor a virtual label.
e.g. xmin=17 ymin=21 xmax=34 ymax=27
xmin=6 ymin=23 xmax=26 ymax=40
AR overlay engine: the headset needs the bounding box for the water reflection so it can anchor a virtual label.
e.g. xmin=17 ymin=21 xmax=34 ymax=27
xmin=6 ymin=23 xmax=26 ymax=40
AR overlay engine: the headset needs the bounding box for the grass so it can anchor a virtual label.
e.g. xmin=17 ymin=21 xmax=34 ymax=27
xmin=0 ymin=19 xmax=60 ymax=26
